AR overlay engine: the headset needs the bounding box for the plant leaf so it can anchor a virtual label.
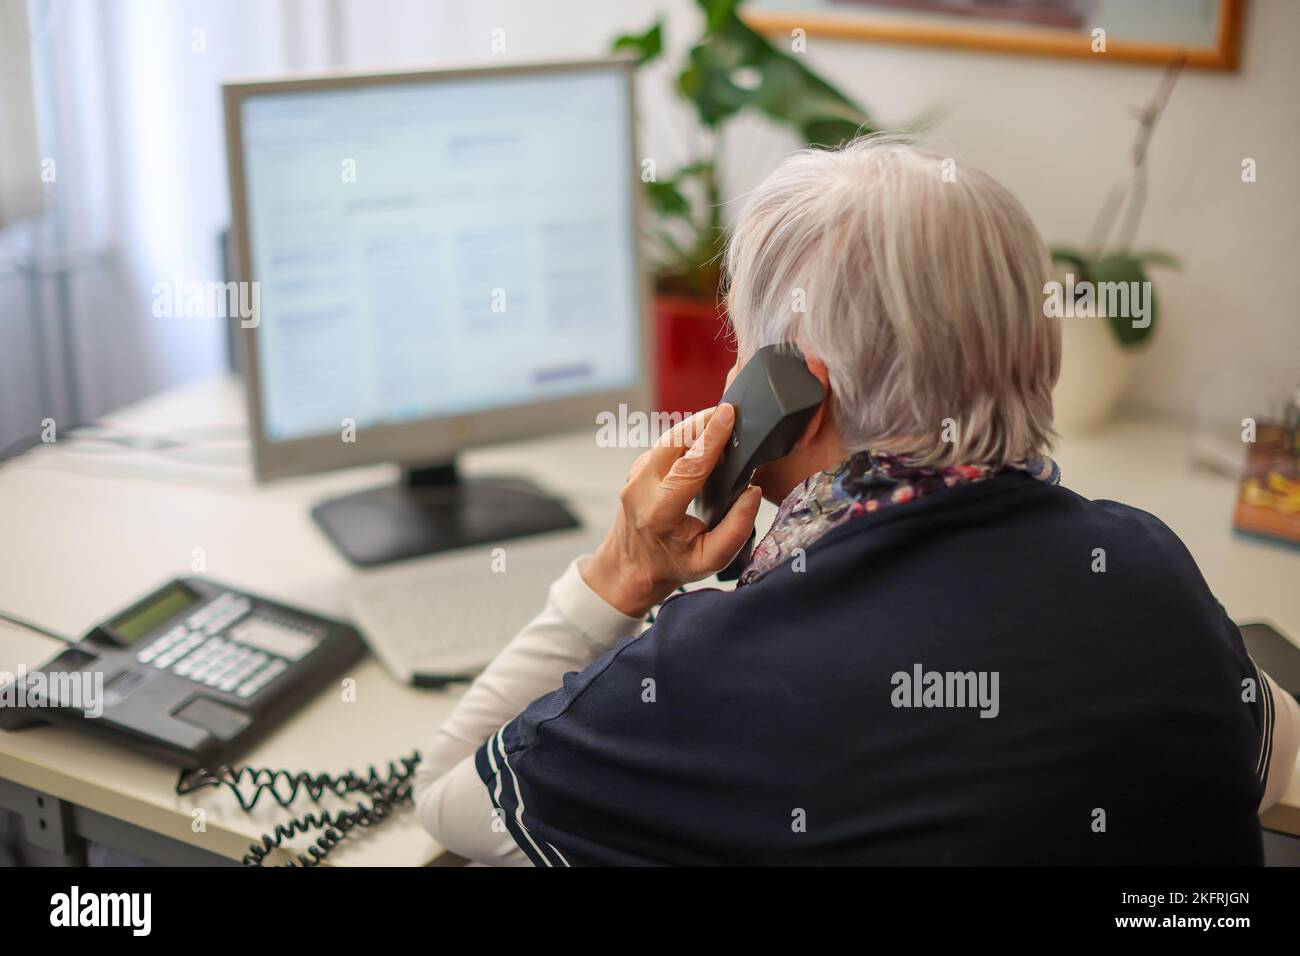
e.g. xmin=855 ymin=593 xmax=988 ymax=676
xmin=680 ymin=0 xmax=874 ymax=141
xmin=699 ymin=0 xmax=742 ymax=34
xmin=1131 ymin=250 xmax=1181 ymax=270
xmin=645 ymin=179 xmax=692 ymax=219
xmin=752 ymin=56 xmax=870 ymax=146
xmin=677 ymin=41 xmax=754 ymax=127
xmin=1090 ymin=254 xmax=1156 ymax=347
xmin=612 ymin=21 xmax=664 ymax=64
xmin=676 ymin=160 xmax=715 ymax=179
xmin=1050 ymin=246 xmax=1091 ymax=278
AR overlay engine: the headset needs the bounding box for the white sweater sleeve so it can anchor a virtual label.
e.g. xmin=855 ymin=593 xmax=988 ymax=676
xmin=413 ymin=556 xmax=644 ymax=865
xmin=1261 ymin=670 xmax=1300 ymax=812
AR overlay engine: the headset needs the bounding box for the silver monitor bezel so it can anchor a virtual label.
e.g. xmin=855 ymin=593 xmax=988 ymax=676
xmin=222 ymin=57 xmax=652 ymax=481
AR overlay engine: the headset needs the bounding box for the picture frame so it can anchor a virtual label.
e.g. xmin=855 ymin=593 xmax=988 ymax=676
xmin=743 ymin=0 xmax=1244 ymax=70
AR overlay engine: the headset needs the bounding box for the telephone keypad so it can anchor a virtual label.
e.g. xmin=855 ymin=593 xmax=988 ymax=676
xmin=135 ymin=592 xmax=295 ymax=699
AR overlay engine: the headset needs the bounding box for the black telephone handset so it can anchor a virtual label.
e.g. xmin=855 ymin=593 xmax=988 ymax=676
xmin=694 ymin=345 xmax=825 ymax=580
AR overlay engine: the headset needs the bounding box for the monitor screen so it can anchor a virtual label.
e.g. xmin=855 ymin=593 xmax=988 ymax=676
xmin=235 ymin=66 xmax=640 ymax=443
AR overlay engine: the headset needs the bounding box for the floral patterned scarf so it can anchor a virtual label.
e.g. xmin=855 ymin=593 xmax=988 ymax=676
xmin=738 ymin=450 xmax=1060 ymax=586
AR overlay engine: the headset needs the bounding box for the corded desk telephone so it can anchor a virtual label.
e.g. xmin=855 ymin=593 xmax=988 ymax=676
xmin=1 ymin=576 xmax=421 ymax=865
xmin=2 ymin=576 xmax=365 ymax=766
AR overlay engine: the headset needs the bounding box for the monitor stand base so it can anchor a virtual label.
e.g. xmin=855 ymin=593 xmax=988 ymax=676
xmin=310 ymin=461 xmax=580 ymax=567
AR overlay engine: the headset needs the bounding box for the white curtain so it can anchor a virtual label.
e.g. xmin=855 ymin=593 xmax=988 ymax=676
xmin=0 ymin=0 xmax=697 ymax=450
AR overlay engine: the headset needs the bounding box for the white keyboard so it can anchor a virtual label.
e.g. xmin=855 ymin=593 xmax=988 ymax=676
xmin=347 ymin=528 xmax=602 ymax=682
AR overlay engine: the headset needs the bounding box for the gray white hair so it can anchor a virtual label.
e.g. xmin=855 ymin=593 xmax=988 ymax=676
xmin=724 ymin=135 xmax=1060 ymax=466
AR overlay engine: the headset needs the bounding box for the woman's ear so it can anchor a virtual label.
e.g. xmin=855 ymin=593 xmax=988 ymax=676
xmin=806 ymin=356 xmax=831 ymax=391
xmin=794 ymin=356 xmax=833 ymax=449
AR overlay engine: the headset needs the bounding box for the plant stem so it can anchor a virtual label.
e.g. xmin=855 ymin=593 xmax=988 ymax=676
xmin=1084 ymin=57 xmax=1184 ymax=259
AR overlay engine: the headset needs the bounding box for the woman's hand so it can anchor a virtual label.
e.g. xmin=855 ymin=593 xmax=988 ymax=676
xmin=582 ymin=403 xmax=764 ymax=618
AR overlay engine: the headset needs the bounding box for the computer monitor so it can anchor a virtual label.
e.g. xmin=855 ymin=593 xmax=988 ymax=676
xmin=222 ymin=59 xmax=649 ymax=566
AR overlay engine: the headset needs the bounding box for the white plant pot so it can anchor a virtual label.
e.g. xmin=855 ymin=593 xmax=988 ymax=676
xmin=1053 ymin=313 xmax=1137 ymax=432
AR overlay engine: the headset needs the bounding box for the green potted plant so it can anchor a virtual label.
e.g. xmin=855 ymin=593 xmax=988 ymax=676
xmin=1049 ymin=60 xmax=1183 ymax=430
xmin=613 ymin=0 xmax=875 ymax=414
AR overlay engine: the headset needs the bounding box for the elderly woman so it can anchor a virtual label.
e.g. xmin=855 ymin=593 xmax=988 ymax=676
xmin=413 ymin=138 xmax=1297 ymax=865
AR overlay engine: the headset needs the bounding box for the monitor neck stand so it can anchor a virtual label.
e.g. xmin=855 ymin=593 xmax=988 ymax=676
xmin=309 ymin=459 xmax=580 ymax=567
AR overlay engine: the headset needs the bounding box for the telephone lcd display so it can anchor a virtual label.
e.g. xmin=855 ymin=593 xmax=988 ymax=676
xmin=109 ymin=583 xmax=199 ymax=643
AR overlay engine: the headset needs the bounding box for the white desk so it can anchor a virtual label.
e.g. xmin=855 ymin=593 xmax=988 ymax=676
xmin=1 ymin=375 xmax=1298 ymax=864
xmin=0 ymin=377 xmax=644 ymax=865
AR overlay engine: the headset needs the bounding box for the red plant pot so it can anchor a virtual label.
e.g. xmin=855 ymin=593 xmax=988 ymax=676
xmin=653 ymin=294 xmax=734 ymax=416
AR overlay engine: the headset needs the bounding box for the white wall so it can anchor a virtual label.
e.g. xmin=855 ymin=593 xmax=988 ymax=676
xmin=750 ymin=0 xmax=1300 ymax=421
xmin=6 ymin=0 xmax=1294 ymax=449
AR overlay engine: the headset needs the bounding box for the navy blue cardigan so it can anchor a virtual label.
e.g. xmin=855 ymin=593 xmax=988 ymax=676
xmin=476 ymin=473 xmax=1270 ymax=865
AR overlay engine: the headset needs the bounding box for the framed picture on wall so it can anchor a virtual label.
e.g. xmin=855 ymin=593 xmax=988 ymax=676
xmin=743 ymin=0 xmax=1245 ymax=70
